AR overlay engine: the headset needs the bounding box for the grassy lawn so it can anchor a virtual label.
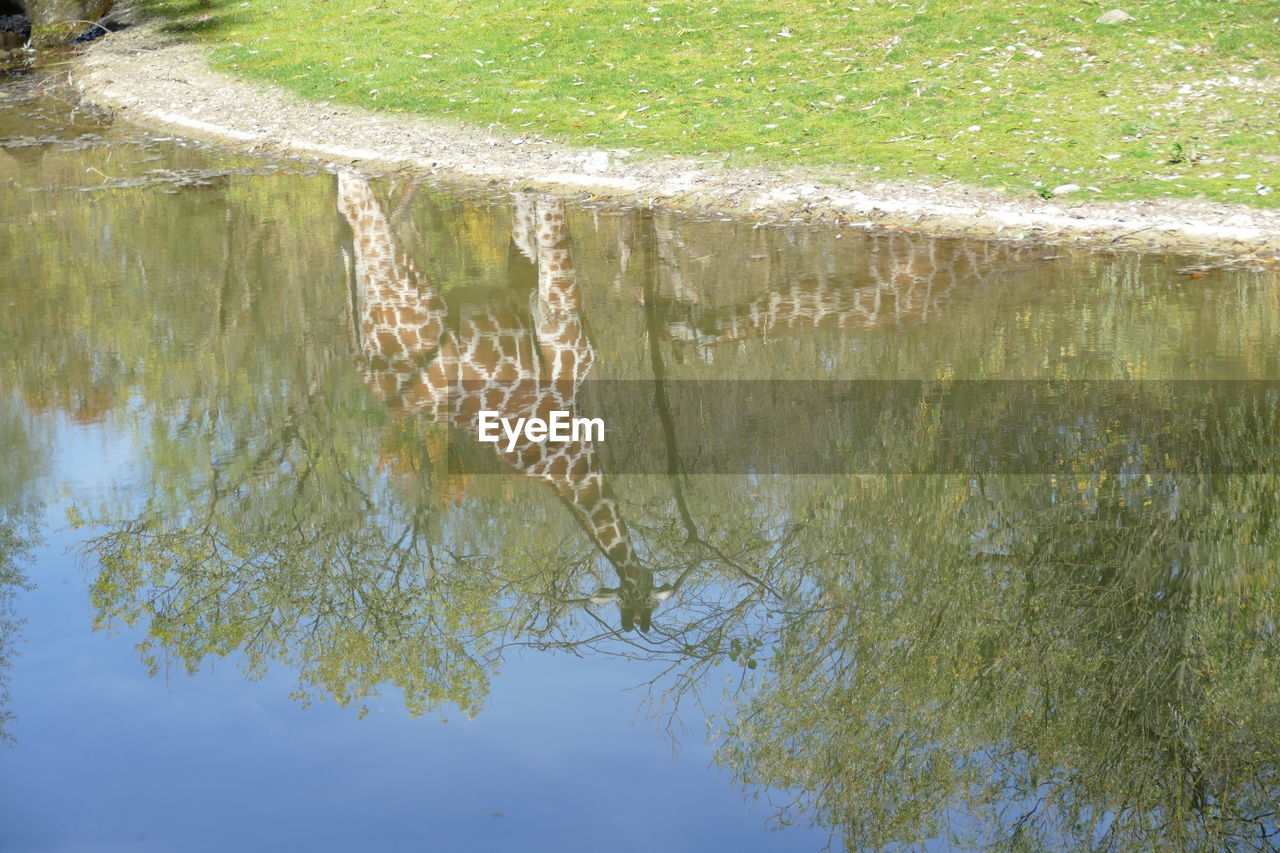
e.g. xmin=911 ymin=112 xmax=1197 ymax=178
xmin=137 ymin=0 xmax=1279 ymax=207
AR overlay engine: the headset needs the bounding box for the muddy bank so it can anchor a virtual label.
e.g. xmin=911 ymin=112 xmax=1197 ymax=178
xmin=71 ymin=23 xmax=1280 ymax=268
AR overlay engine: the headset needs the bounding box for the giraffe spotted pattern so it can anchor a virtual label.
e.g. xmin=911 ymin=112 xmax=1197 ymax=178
xmin=338 ymin=173 xmax=667 ymax=631
xmin=639 ymin=222 xmax=1032 ymax=361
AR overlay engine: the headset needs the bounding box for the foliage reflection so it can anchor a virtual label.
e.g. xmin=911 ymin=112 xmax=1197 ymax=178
xmin=2 ymin=162 xmax=1279 ymax=848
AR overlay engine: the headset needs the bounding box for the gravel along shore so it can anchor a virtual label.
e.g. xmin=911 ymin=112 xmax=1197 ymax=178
xmin=72 ymin=24 xmax=1280 ymax=269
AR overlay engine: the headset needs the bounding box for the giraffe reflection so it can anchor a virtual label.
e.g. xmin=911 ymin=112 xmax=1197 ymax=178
xmin=337 ymin=173 xmax=671 ymax=632
xmin=637 ymin=218 xmax=1028 ymax=361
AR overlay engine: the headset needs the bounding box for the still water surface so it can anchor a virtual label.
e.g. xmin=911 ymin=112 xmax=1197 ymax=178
xmin=3 ymin=67 xmax=1280 ymax=851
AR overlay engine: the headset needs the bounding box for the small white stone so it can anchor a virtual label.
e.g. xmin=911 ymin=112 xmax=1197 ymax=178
xmin=1096 ymin=9 xmax=1136 ymax=24
xmin=1053 ymin=183 xmax=1082 ymax=195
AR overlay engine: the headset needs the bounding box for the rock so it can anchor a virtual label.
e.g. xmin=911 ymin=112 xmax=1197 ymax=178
xmin=1096 ymin=9 xmax=1136 ymax=24
xmin=1052 ymin=183 xmax=1082 ymax=195
xmin=10 ymin=0 xmax=114 ymax=47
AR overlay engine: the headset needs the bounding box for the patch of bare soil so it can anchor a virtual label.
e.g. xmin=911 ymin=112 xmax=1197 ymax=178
xmin=71 ymin=23 xmax=1280 ymax=269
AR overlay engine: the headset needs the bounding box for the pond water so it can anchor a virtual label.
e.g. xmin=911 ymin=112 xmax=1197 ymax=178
xmin=3 ymin=65 xmax=1280 ymax=852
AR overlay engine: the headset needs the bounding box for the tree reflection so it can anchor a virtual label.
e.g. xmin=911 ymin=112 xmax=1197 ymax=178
xmin=0 ymin=504 xmax=36 ymax=746
xmin=0 ymin=395 xmax=42 ymax=745
xmin=19 ymin=173 xmax=1277 ymax=847
xmin=715 ymin=473 xmax=1280 ymax=851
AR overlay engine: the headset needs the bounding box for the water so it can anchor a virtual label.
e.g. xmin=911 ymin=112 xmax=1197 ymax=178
xmin=3 ymin=66 xmax=1280 ymax=852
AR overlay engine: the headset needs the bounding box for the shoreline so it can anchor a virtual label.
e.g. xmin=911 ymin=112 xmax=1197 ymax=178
xmin=71 ymin=23 xmax=1280 ymax=269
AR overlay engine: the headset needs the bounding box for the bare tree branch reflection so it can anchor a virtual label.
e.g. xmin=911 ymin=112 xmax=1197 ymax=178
xmin=44 ymin=178 xmax=1280 ymax=849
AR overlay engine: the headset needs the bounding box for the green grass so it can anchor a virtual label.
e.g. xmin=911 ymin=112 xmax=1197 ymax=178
xmin=137 ymin=0 xmax=1280 ymax=207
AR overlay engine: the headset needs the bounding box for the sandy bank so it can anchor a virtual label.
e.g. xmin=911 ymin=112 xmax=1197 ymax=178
xmin=72 ymin=24 xmax=1280 ymax=268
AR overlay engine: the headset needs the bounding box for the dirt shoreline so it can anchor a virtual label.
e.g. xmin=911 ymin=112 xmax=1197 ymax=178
xmin=71 ymin=23 xmax=1280 ymax=268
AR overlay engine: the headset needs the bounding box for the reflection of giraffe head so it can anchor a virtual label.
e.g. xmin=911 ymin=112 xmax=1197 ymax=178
xmin=591 ymin=577 xmax=675 ymax=633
